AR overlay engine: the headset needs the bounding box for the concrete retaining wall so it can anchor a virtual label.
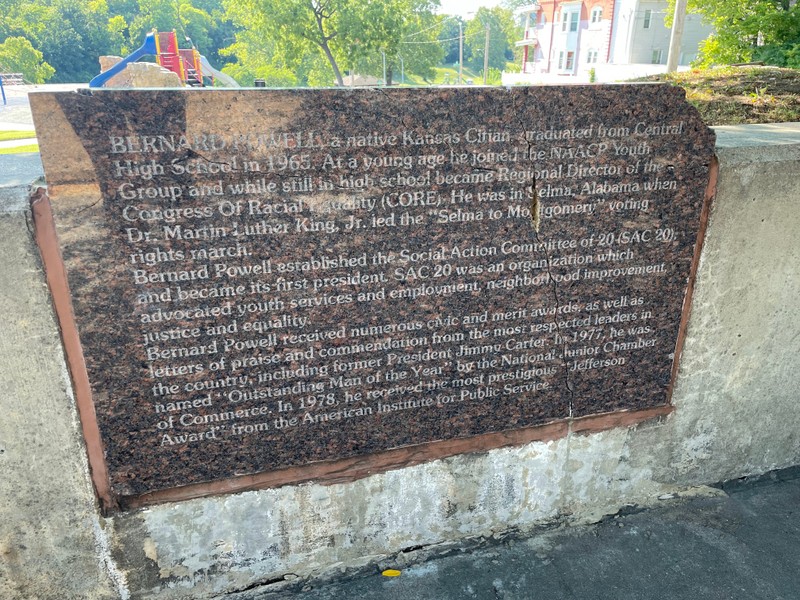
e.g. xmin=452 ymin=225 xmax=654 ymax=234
xmin=1 ymin=123 xmax=799 ymax=599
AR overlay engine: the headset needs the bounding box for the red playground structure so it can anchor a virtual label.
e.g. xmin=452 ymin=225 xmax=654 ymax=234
xmin=154 ymin=31 xmax=204 ymax=86
xmin=89 ymin=30 xmax=238 ymax=88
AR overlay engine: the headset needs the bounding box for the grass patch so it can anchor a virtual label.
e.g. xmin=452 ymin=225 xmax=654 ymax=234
xmin=635 ymin=66 xmax=800 ymax=125
xmin=0 ymin=130 xmax=36 ymax=142
xmin=402 ymin=65 xmax=481 ymax=86
xmin=0 ymin=144 xmax=39 ymax=154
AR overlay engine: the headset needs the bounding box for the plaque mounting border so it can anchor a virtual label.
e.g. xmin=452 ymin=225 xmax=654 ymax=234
xmin=31 ymin=155 xmax=716 ymax=513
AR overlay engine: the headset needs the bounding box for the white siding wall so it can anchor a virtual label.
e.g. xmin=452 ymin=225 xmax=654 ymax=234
xmin=609 ymin=0 xmax=640 ymax=64
xmin=509 ymin=0 xmax=712 ymax=83
xmin=626 ymin=1 xmax=712 ymax=66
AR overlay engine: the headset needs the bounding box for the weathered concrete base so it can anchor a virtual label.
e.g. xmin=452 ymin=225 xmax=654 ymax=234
xmin=257 ymin=474 xmax=800 ymax=600
xmin=1 ymin=124 xmax=799 ymax=599
xmin=0 ymin=160 xmax=123 ymax=599
xmin=658 ymin=132 xmax=800 ymax=486
xmin=111 ymin=426 xmax=686 ymax=599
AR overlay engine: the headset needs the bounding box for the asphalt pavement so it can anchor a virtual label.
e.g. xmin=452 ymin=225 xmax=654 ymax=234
xmin=236 ymin=469 xmax=800 ymax=600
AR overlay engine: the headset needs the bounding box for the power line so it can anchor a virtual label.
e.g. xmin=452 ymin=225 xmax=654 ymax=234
xmin=401 ymin=35 xmax=461 ymax=45
xmin=404 ymin=13 xmax=459 ymax=39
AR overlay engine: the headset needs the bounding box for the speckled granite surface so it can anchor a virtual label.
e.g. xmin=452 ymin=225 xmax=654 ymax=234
xmin=30 ymin=87 xmax=714 ymax=500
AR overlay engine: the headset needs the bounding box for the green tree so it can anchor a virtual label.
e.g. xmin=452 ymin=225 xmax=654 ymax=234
xmin=107 ymin=15 xmax=130 ymax=56
xmin=464 ymin=7 xmax=515 ymax=74
xmin=345 ymin=1 xmax=443 ymax=85
xmin=668 ymin=0 xmax=800 ymax=67
xmin=193 ymin=1 xmax=236 ymax=68
xmin=0 ymin=0 xmax=234 ymax=82
xmin=33 ymin=0 xmax=110 ymax=82
xmin=0 ymin=36 xmax=55 ymax=82
xmin=219 ymin=31 xmax=313 ymax=86
xmin=393 ymin=10 xmax=444 ymax=83
xmin=223 ymin=0 xmax=441 ymax=87
xmin=127 ymin=0 xmax=233 ymax=70
xmin=223 ymin=0 xmax=348 ymax=86
xmin=438 ymin=16 xmax=465 ymax=65
xmin=129 ymin=0 xmax=179 ymax=42
xmin=177 ymin=2 xmax=215 ymax=53
xmin=500 ymin=0 xmax=532 ymax=10
xmin=0 ymin=0 xmax=124 ymax=82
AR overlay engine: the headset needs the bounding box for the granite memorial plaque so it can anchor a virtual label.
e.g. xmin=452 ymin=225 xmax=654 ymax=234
xmin=30 ymin=86 xmax=715 ymax=508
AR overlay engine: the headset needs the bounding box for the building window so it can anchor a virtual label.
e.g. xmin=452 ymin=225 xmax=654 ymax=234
xmin=651 ymin=49 xmax=663 ymax=64
xmin=643 ymin=9 xmax=652 ymax=29
xmin=559 ymin=51 xmax=576 ymax=71
xmin=562 ymin=9 xmax=579 ymax=32
xmin=587 ymin=49 xmax=599 ymax=64
xmin=590 ymin=7 xmax=602 ymax=24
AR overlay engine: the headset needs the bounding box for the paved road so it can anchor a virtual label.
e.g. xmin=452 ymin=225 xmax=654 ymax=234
xmin=0 ymin=82 xmax=83 ymax=130
xmin=0 ymin=137 xmax=37 ymax=149
xmin=235 ymin=470 xmax=800 ymax=600
xmin=0 ymin=84 xmax=77 ymax=151
xmin=0 ymin=84 xmax=35 ymax=128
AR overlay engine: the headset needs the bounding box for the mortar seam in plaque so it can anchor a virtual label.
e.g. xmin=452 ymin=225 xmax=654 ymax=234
xmin=30 ymin=86 xmax=715 ymax=511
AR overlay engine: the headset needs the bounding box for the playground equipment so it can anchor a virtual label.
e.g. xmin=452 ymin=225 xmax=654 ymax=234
xmin=199 ymin=55 xmax=239 ymax=88
xmin=89 ymin=31 xmax=238 ymax=88
xmin=155 ymin=31 xmax=203 ymax=86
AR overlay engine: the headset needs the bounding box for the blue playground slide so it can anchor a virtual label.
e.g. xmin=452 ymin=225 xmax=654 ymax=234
xmin=89 ymin=33 xmax=158 ymax=88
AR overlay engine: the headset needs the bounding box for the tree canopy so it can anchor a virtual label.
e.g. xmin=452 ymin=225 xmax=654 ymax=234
xmin=222 ymin=0 xmax=443 ymax=87
xmin=438 ymin=16 xmax=465 ymax=65
xmin=464 ymin=6 xmax=516 ymax=74
xmin=670 ymin=0 xmax=800 ymax=67
xmin=0 ymin=36 xmax=55 ymax=83
xmin=0 ymin=0 xmax=529 ymax=85
xmin=342 ymin=0 xmax=443 ymax=85
xmin=0 ymin=0 xmax=232 ymax=83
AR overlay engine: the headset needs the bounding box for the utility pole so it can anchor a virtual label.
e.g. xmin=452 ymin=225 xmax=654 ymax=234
xmin=459 ymin=20 xmax=464 ymax=84
xmin=666 ymin=0 xmax=688 ymax=73
xmin=483 ymin=24 xmax=490 ymax=84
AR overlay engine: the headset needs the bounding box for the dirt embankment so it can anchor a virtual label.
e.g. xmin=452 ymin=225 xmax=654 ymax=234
xmin=639 ymin=66 xmax=800 ymax=125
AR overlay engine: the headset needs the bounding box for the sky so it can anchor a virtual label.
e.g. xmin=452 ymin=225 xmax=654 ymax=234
xmin=436 ymin=0 xmax=507 ymax=19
